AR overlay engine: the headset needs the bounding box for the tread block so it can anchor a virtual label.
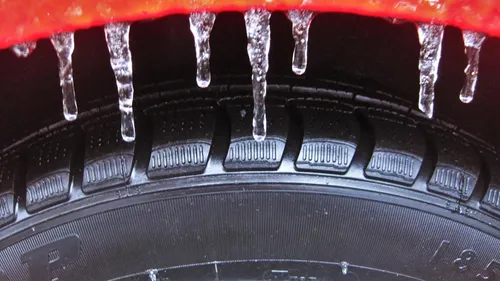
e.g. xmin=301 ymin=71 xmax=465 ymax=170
xmin=224 ymin=105 xmax=288 ymax=170
xmin=483 ymin=187 xmax=500 ymax=214
xmin=481 ymin=156 xmax=500 ymax=215
xmin=25 ymin=129 xmax=76 ymax=213
xmin=296 ymin=106 xmax=358 ymax=173
xmin=0 ymin=155 xmax=20 ymax=227
xmin=428 ymin=131 xmax=481 ymax=200
xmin=82 ymin=115 xmax=135 ymax=193
xmin=147 ymin=106 xmax=215 ymax=178
xmin=365 ymin=117 xmax=425 ymax=184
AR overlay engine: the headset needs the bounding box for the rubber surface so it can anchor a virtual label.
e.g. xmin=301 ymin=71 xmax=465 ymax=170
xmin=0 ymin=79 xmax=499 ymax=281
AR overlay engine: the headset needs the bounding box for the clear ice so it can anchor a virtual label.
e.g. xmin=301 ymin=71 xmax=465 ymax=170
xmin=245 ymin=9 xmax=271 ymax=141
xmin=50 ymin=32 xmax=78 ymax=121
xmin=416 ymin=23 xmax=444 ymax=118
xmin=104 ymin=22 xmax=136 ymax=142
xmin=189 ymin=12 xmax=216 ymax=88
xmin=11 ymin=41 xmax=36 ymax=58
xmin=460 ymin=30 xmax=485 ymax=103
xmin=286 ymin=10 xmax=314 ymax=75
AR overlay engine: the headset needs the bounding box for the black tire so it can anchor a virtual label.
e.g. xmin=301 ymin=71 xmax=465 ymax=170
xmin=0 ymin=12 xmax=499 ymax=281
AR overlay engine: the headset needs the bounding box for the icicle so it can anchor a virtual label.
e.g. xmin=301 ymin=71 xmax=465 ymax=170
xmin=460 ymin=30 xmax=485 ymax=103
xmin=11 ymin=41 xmax=36 ymax=58
xmin=189 ymin=12 xmax=216 ymax=88
xmin=104 ymin=22 xmax=136 ymax=142
xmin=245 ymin=9 xmax=271 ymax=142
xmin=416 ymin=23 xmax=444 ymax=118
xmin=286 ymin=10 xmax=314 ymax=75
xmin=50 ymin=32 xmax=78 ymax=121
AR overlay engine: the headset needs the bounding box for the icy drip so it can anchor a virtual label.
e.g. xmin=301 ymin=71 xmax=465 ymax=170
xmin=245 ymin=9 xmax=271 ymax=141
xmin=460 ymin=30 xmax=485 ymax=103
xmin=286 ymin=10 xmax=314 ymax=75
xmin=50 ymin=32 xmax=78 ymax=121
xmin=189 ymin=12 xmax=216 ymax=88
xmin=104 ymin=22 xmax=136 ymax=142
xmin=11 ymin=41 xmax=36 ymax=58
xmin=416 ymin=23 xmax=444 ymax=118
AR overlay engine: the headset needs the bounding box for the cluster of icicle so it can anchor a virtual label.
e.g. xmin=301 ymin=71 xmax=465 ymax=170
xmin=10 ymin=12 xmax=486 ymax=141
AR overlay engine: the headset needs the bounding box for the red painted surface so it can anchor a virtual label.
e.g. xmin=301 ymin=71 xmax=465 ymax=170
xmin=0 ymin=0 xmax=498 ymax=49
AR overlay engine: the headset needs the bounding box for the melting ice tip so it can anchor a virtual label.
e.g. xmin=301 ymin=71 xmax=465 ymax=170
xmin=460 ymin=95 xmax=473 ymax=103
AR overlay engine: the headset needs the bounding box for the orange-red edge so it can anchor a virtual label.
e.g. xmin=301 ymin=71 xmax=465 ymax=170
xmin=1 ymin=0 xmax=499 ymax=49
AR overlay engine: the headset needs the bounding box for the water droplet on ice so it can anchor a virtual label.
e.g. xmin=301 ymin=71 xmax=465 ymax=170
xmin=189 ymin=12 xmax=216 ymax=88
xmin=104 ymin=22 xmax=136 ymax=142
xmin=50 ymin=32 xmax=78 ymax=121
xmin=245 ymin=9 xmax=271 ymax=141
xmin=286 ymin=10 xmax=314 ymax=75
xmin=460 ymin=30 xmax=485 ymax=103
xmin=416 ymin=23 xmax=444 ymax=118
xmin=11 ymin=41 xmax=36 ymax=58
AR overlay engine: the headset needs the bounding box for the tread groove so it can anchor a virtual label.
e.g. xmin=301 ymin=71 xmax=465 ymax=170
xmin=347 ymin=110 xmax=375 ymax=177
xmin=205 ymin=106 xmax=232 ymax=173
xmin=414 ymin=125 xmax=438 ymax=192
xmin=279 ymin=104 xmax=304 ymax=171
xmin=467 ymin=155 xmax=490 ymax=209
